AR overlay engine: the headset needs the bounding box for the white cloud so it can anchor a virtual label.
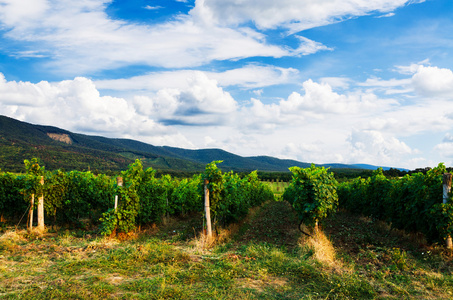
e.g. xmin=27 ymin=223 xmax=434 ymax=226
xmin=347 ymin=129 xmax=413 ymax=164
xmin=434 ymin=134 xmax=453 ymax=164
xmin=412 ymin=65 xmax=453 ymax=97
xmin=191 ymin=0 xmax=421 ymax=32
xmin=0 ymin=0 xmax=328 ymax=74
xmin=394 ymin=59 xmax=430 ymax=75
xmin=394 ymin=62 xmax=453 ymax=98
xmin=435 ymin=143 xmax=453 ymax=158
xmin=237 ymin=79 xmax=398 ymax=137
xmin=95 ymin=65 xmax=299 ymax=92
xmin=359 ymin=76 xmax=411 ymax=88
xmin=281 ymin=142 xmax=344 ymax=164
xmin=443 ymin=133 xmax=453 ymax=143
xmin=0 ymin=73 xmax=195 ymax=146
xmin=0 ymin=0 xmax=49 ymax=27
xmin=291 ymin=36 xmax=333 ymax=56
xmin=210 ymin=65 xmax=299 ymax=88
xmin=279 ymin=79 xmax=395 ymax=115
xmin=132 ymin=72 xmax=238 ymax=125
xmin=144 ymin=5 xmax=163 ymax=10
xmin=320 ymin=77 xmax=351 ymax=89
xmin=358 ymin=76 xmax=413 ymax=95
xmin=375 ymin=12 xmax=395 ymax=18
xmin=204 ymin=136 xmax=217 ymax=147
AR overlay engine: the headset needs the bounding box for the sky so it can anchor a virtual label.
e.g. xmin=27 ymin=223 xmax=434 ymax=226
xmin=0 ymin=0 xmax=453 ymax=170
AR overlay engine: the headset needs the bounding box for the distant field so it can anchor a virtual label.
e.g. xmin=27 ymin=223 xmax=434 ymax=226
xmin=263 ymin=180 xmax=289 ymax=197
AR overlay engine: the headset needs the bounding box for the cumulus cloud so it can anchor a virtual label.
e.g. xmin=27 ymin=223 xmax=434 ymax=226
xmin=435 ymin=143 xmax=453 ymax=158
xmin=443 ymin=133 xmax=453 ymax=143
xmin=1 ymin=69 xmax=448 ymax=169
xmin=320 ymin=77 xmax=351 ymax=90
xmin=0 ymin=73 xmax=195 ymax=146
xmin=279 ymin=79 xmax=395 ymax=115
xmin=237 ymin=79 xmax=398 ymax=135
xmin=411 ymin=65 xmax=453 ymax=97
xmin=392 ymin=62 xmax=453 ymax=99
xmin=434 ymin=134 xmax=453 ymax=164
xmin=132 ymin=72 xmax=238 ymax=125
xmin=347 ymin=129 xmax=413 ymax=164
xmin=281 ymin=142 xmax=344 ymax=164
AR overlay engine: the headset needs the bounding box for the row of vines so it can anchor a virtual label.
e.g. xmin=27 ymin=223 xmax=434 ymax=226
xmin=282 ymin=163 xmax=453 ymax=243
xmin=0 ymin=159 xmax=274 ymax=235
xmin=337 ymin=163 xmax=453 ymax=242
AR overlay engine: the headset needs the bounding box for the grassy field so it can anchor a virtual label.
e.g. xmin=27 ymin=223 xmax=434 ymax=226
xmin=264 ymin=181 xmax=289 ymax=199
xmin=1 ymin=201 xmax=453 ymax=299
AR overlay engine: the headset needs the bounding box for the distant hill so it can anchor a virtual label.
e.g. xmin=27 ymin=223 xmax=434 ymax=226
xmin=0 ymin=115 xmax=396 ymax=173
xmin=0 ymin=115 xmax=202 ymax=173
xmin=351 ymin=164 xmax=409 ymax=172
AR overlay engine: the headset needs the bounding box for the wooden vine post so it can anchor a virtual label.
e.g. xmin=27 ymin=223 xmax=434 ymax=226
xmin=204 ymin=179 xmax=212 ymax=239
xmin=443 ymin=173 xmax=453 ymax=249
xmin=28 ymin=194 xmax=34 ymax=232
xmin=115 ymin=176 xmax=123 ymax=211
xmin=37 ymin=176 xmax=45 ymax=233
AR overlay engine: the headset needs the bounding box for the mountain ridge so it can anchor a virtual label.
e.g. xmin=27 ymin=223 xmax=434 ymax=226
xmin=0 ymin=115 xmax=399 ymax=173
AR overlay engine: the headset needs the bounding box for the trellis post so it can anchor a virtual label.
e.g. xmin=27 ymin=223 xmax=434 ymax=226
xmin=28 ymin=194 xmax=34 ymax=232
xmin=37 ymin=176 xmax=45 ymax=233
xmin=115 ymin=176 xmax=123 ymax=210
xmin=204 ymin=179 xmax=212 ymax=238
xmin=443 ymin=173 xmax=452 ymax=249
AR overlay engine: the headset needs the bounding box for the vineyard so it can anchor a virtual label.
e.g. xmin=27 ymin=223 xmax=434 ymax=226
xmin=1 ymin=161 xmax=453 ymax=298
xmin=1 ymin=159 xmax=452 ymax=242
xmin=337 ymin=163 xmax=453 ymax=243
xmin=0 ymin=159 xmax=274 ymax=236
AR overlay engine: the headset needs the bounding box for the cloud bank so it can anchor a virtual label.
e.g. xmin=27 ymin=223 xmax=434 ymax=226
xmin=1 ymin=60 xmax=452 ymax=169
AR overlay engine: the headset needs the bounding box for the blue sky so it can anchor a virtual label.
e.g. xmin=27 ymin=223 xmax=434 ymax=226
xmin=1 ymin=0 xmax=453 ymax=169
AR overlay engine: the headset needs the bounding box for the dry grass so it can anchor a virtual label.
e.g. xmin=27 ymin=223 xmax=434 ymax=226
xmin=0 ymin=229 xmax=27 ymax=244
xmin=0 ymin=230 xmax=27 ymax=251
xmin=190 ymin=225 xmax=237 ymax=253
xmin=189 ymin=204 xmax=264 ymax=253
xmin=236 ymin=276 xmax=288 ymax=293
xmin=300 ymin=229 xmax=348 ymax=272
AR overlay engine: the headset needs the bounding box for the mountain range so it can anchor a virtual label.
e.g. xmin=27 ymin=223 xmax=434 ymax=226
xmin=0 ymin=115 xmax=398 ymax=173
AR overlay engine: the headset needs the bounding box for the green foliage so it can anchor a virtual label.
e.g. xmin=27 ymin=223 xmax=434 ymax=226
xmin=100 ymin=159 xmax=142 ymax=235
xmin=431 ymin=202 xmax=453 ymax=242
xmin=43 ymin=170 xmax=68 ymax=223
xmin=202 ymin=160 xmax=224 ymax=215
xmin=0 ymin=172 xmax=28 ymax=221
xmin=202 ymin=161 xmax=275 ymax=227
xmin=1 ymin=158 xmax=274 ymax=233
xmin=170 ymin=174 xmax=202 ymax=215
xmin=283 ymin=164 xmax=339 ymax=227
xmin=60 ymin=171 xmax=114 ymax=225
xmin=338 ymin=163 xmax=450 ymax=242
xmin=137 ymin=168 xmax=167 ymax=225
xmin=23 ymin=158 xmax=45 ymax=200
xmin=24 ymin=158 xmax=45 ymax=176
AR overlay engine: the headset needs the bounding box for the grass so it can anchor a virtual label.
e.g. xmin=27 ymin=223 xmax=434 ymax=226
xmin=1 ymin=202 xmax=453 ymax=299
xmin=263 ymin=181 xmax=289 ymax=199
